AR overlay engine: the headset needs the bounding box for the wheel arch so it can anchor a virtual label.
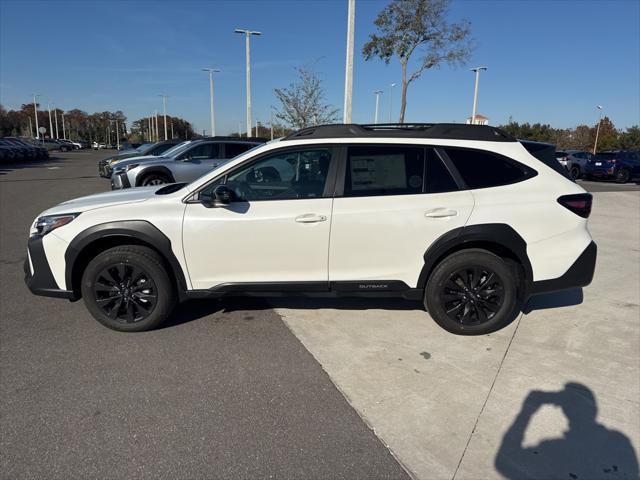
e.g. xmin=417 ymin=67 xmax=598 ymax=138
xmin=65 ymin=220 xmax=188 ymax=300
xmin=135 ymin=166 xmax=175 ymax=186
xmin=417 ymin=224 xmax=533 ymax=296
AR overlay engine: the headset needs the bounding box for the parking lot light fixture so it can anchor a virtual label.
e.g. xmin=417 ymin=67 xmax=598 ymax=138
xmin=343 ymin=0 xmax=355 ymax=123
xmin=32 ymin=94 xmax=40 ymax=139
xmin=159 ymin=95 xmax=168 ymax=140
xmin=61 ymin=113 xmax=66 ymax=139
xmin=374 ymin=90 xmax=383 ymax=124
xmin=593 ymin=105 xmax=604 ymax=155
xmin=48 ymin=102 xmax=54 ymax=139
xmin=470 ymin=66 xmax=487 ymax=125
xmin=202 ymin=68 xmax=220 ymax=136
xmin=53 ymin=105 xmax=59 ymax=139
xmin=235 ymin=28 xmax=261 ymax=137
xmin=389 ymin=83 xmax=396 ymax=123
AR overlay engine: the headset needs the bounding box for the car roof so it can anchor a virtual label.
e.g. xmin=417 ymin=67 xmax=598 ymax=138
xmin=282 ymin=123 xmax=516 ymax=142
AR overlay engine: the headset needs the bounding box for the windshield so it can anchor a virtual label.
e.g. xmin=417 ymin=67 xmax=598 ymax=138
xmin=136 ymin=143 xmax=154 ymax=153
xmin=162 ymin=141 xmax=193 ymax=158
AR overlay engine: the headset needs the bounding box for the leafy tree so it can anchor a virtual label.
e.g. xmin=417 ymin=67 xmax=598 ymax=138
xmin=273 ymin=67 xmax=339 ymax=129
xmin=363 ymin=0 xmax=472 ymax=122
xmin=594 ymin=116 xmax=618 ymax=152
xmin=619 ymin=126 xmax=640 ymax=150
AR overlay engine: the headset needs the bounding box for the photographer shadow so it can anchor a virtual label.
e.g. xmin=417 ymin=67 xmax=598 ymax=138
xmin=495 ymin=383 xmax=639 ymax=479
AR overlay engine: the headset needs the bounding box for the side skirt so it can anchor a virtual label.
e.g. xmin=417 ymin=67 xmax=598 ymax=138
xmin=183 ymin=280 xmax=423 ymax=301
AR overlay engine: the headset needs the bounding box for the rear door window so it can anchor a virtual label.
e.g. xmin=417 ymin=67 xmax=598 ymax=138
xmin=344 ymin=145 xmax=424 ymax=197
xmin=224 ymin=142 xmax=255 ymax=158
xmin=425 ymin=150 xmax=459 ymax=194
xmin=444 ymin=147 xmax=535 ymax=189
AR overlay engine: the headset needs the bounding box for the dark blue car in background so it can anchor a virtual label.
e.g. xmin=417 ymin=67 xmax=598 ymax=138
xmin=583 ymin=150 xmax=640 ymax=183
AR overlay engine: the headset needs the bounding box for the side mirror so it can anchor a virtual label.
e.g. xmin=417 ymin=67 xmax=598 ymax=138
xmin=212 ymin=184 xmax=236 ymax=206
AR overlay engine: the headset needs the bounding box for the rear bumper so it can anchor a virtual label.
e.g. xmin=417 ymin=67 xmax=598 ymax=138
xmin=529 ymin=241 xmax=597 ymax=296
xmin=24 ymin=235 xmax=75 ymax=300
xmin=110 ymin=173 xmax=132 ymax=190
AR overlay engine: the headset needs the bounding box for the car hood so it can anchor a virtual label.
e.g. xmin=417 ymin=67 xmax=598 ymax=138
xmin=40 ymin=186 xmax=161 ymax=216
xmin=110 ymin=155 xmax=166 ymax=168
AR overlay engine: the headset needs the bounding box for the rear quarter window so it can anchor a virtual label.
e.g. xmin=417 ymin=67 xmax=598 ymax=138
xmin=444 ymin=147 xmax=536 ymax=189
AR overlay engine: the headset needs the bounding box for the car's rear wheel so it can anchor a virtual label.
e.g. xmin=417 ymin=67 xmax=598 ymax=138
xmin=81 ymin=245 xmax=175 ymax=332
xmin=570 ymin=166 xmax=581 ymax=180
xmin=140 ymin=173 xmax=171 ymax=186
xmin=616 ymin=168 xmax=630 ymax=184
xmin=424 ymin=249 xmax=520 ymax=335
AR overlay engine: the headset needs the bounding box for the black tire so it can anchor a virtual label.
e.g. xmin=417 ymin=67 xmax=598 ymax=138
xmin=570 ymin=166 xmax=581 ymax=180
xmin=424 ymin=249 xmax=520 ymax=335
xmin=80 ymin=245 xmax=175 ymax=332
xmin=615 ymin=168 xmax=630 ymax=184
xmin=140 ymin=173 xmax=171 ymax=186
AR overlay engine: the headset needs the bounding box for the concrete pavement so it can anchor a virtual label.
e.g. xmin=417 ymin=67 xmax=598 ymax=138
xmin=278 ymin=191 xmax=640 ymax=479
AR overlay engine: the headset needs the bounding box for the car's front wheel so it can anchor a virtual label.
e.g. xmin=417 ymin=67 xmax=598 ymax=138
xmin=424 ymin=249 xmax=520 ymax=335
xmin=140 ymin=173 xmax=171 ymax=186
xmin=81 ymin=245 xmax=175 ymax=332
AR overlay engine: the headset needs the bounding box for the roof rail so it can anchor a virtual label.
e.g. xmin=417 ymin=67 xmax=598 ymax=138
xmin=282 ymin=123 xmax=515 ymax=142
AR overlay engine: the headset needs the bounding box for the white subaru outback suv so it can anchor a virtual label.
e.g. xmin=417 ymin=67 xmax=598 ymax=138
xmin=24 ymin=124 xmax=596 ymax=334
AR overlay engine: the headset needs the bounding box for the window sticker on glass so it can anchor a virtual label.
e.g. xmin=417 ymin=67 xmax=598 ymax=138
xmin=350 ymin=154 xmax=407 ymax=190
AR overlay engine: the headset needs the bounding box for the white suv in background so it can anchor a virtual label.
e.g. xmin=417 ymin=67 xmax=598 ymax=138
xmin=24 ymin=124 xmax=596 ymax=334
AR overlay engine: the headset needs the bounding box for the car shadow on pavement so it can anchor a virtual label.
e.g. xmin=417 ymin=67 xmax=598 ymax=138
xmin=0 ymin=157 xmax=64 ymax=175
xmin=494 ymin=383 xmax=639 ymax=479
xmin=162 ymin=296 xmax=422 ymax=329
xmin=522 ymin=288 xmax=584 ymax=314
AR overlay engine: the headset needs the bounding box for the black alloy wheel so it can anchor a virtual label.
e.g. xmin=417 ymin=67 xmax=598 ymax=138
xmin=616 ymin=169 xmax=630 ymax=184
xmin=439 ymin=266 xmax=504 ymax=326
xmin=93 ymin=263 xmax=158 ymax=323
xmin=81 ymin=245 xmax=175 ymax=331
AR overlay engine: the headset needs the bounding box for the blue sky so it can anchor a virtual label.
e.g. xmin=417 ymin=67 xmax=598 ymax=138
xmin=1 ymin=0 xmax=638 ymax=135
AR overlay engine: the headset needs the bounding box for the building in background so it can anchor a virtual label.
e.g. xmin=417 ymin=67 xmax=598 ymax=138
xmin=466 ymin=114 xmax=489 ymax=125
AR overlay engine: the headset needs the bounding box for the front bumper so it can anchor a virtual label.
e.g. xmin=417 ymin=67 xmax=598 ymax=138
xmin=24 ymin=235 xmax=75 ymax=299
xmin=98 ymin=160 xmax=112 ymax=178
xmin=529 ymin=241 xmax=597 ymax=295
xmin=110 ymin=172 xmax=132 ymax=190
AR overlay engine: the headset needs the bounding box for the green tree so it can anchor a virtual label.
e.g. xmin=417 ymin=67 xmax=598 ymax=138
xmin=619 ymin=126 xmax=640 ymax=150
xmin=363 ymin=0 xmax=472 ymax=122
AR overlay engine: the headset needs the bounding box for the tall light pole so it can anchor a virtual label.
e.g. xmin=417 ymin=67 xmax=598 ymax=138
xmin=53 ymin=105 xmax=59 ymax=139
xmin=159 ymin=95 xmax=168 ymax=140
xmin=61 ymin=113 xmax=66 ymax=139
xmin=154 ymin=110 xmax=159 ymax=141
xmin=32 ymin=94 xmax=40 ymax=139
xmin=593 ymin=105 xmax=604 ymax=155
xmin=343 ymin=0 xmax=355 ymax=124
xmin=47 ymin=102 xmax=54 ymax=139
xmin=470 ymin=66 xmax=487 ymax=125
xmin=374 ymin=90 xmax=383 ymax=124
xmin=235 ymin=28 xmax=261 ymax=137
xmin=270 ymin=107 xmax=274 ymax=140
xmin=389 ymin=83 xmax=396 ymax=123
xmin=202 ymin=68 xmax=220 ymax=136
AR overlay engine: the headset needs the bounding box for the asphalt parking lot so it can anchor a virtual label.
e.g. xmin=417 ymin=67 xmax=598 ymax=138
xmin=1 ymin=150 xmax=639 ymax=479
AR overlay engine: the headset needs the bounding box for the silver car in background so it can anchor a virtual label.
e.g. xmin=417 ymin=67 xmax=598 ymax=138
xmin=110 ymin=138 xmax=264 ymax=189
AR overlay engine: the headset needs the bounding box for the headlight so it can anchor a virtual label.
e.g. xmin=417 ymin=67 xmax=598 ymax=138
xmin=33 ymin=213 xmax=80 ymax=236
xmin=113 ymin=163 xmax=139 ymax=174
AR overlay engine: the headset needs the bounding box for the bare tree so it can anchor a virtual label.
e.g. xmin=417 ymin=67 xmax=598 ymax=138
xmin=363 ymin=0 xmax=473 ymax=122
xmin=274 ymin=67 xmax=339 ymax=129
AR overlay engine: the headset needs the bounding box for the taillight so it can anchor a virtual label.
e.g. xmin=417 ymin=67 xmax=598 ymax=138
xmin=558 ymin=193 xmax=592 ymax=218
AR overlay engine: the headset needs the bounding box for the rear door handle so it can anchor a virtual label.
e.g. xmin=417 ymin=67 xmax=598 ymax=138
xmin=425 ymin=208 xmax=458 ymax=218
xmin=295 ymin=214 xmax=327 ymax=223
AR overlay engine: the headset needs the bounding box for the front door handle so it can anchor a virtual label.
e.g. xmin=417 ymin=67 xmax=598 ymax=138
xmin=425 ymin=208 xmax=458 ymax=218
xmin=295 ymin=214 xmax=327 ymax=223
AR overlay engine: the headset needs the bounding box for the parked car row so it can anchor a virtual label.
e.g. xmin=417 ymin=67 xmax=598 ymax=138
xmin=556 ymin=149 xmax=640 ymax=183
xmin=98 ymin=137 xmax=266 ymax=189
xmin=0 ymin=137 xmax=49 ymax=162
xmin=31 ymin=138 xmax=85 ymax=152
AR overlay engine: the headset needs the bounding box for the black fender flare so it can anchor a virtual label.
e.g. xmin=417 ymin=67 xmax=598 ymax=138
xmin=416 ymin=223 xmax=533 ymax=290
xmin=135 ymin=166 xmax=175 ymax=186
xmin=65 ymin=220 xmax=188 ymax=297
